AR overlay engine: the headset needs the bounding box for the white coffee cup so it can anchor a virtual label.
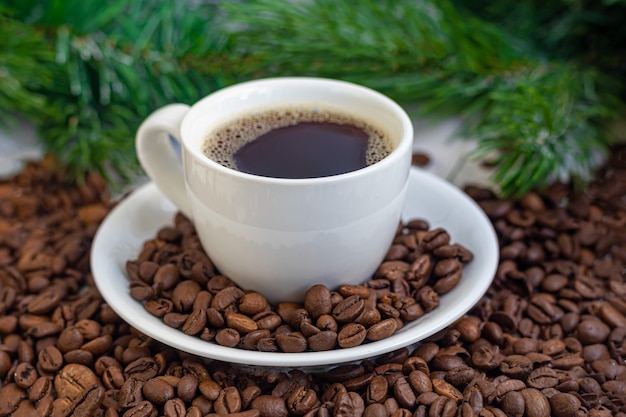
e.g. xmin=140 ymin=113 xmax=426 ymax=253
xmin=136 ymin=77 xmax=413 ymax=303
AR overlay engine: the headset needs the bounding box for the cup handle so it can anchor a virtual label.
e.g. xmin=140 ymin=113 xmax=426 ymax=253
xmin=136 ymin=103 xmax=192 ymax=219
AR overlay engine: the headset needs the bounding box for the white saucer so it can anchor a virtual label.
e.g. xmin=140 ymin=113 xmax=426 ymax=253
xmin=91 ymin=168 xmax=498 ymax=368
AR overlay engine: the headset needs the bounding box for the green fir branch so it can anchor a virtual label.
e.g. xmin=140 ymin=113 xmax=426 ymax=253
xmin=0 ymin=11 xmax=53 ymax=124
xmin=0 ymin=0 xmax=624 ymax=196
xmin=1 ymin=0 xmax=237 ymax=182
xmin=223 ymin=0 xmax=624 ymax=197
xmin=471 ymin=65 xmax=619 ymax=196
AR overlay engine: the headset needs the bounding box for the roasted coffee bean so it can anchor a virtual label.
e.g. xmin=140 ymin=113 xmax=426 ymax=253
xmin=427 ymin=395 xmax=456 ymax=417
xmin=238 ymin=293 xmax=268 ymax=316
xmin=289 ymin=308 xmax=311 ymax=329
xmin=526 ymin=294 xmax=561 ymax=325
xmin=251 ymin=395 xmax=289 ymax=417
xmin=358 ymin=306 xmax=383 ymax=328
xmin=226 ymin=312 xmax=259 ymax=334
xmin=191 ymin=290 xmax=213 ymax=311
xmin=153 ymin=263 xmax=180 ymax=292
xmin=393 ymin=376 xmax=416 ymax=408
xmin=337 ymin=323 xmax=367 ymax=348
xmin=433 ymin=258 xmax=463 ymax=294
xmin=13 ymin=361 xmax=38 ymax=388
xmin=431 ymin=354 xmax=465 ymax=372
xmin=240 ymin=386 xmax=261 ymax=410
xmin=189 ymin=396 xmax=212 ymax=415
xmin=102 ymin=365 xmax=125 ymax=390
xmin=334 ymin=391 xmax=365 ymax=417
xmin=238 ymin=329 xmax=269 ymax=350
xmin=527 ymin=367 xmax=558 ymax=389
xmin=119 ymin=377 xmax=145 ymax=408
xmin=408 ymin=370 xmax=432 ymax=394
xmin=214 ymin=386 xmax=243 ymax=415
xmin=377 ymin=302 xmax=400 ymax=320
xmin=0 ymin=383 xmax=28 ymax=416
xmin=142 ymin=377 xmax=175 ymax=404
xmin=53 ymin=363 xmax=104 ymax=415
xmin=54 ymin=363 xmax=98 ymax=398
xmin=549 ymin=392 xmax=582 ymax=417
xmin=455 ymin=316 xmax=482 ymax=342
xmin=27 ymin=290 xmax=61 ymax=314
xmin=138 ymin=261 xmax=159 ymax=283
xmin=124 ymin=356 xmax=159 ymax=381
xmin=552 ymin=353 xmax=585 ymax=370
xmin=276 ymin=331 xmax=308 ymax=353
xmin=499 ymin=354 xmax=533 ymax=379
xmin=6 ymin=149 xmax=626 ymax=416
xmin=123 ymin=400 xmax=158 ymax=417
xmin=171 ymin=280 xmax=201 ymax=312
xmin=366 ymin=375 xmax=389 ymax=404
xmin=304 ymin=284 xmax=333 ymax=319
xmin=38 ymin=345 xmax=64 ymax=372
xmin=181 ymin=309 xmax=207 ymax=335
xmin=308 ymin=330 xmax=337 ymax=351
xmin=82 ymin=334 xmax=113 ymax=356
xmin=0 ymin=314 xmax=17 ymax=335
xmin=519 ymin=388 xmax=551 ymax=417
xmin=317 ymin=382 xmax=346 ymax=405
xmin=285 ymin=385 xmax=318 ymax=415
xmin=57 ymin=326 xmax=85 ymax=353
xmin=445 ymin=366 xmax=475 ymax=387
xmin=333 ymin=295 xmax=365 ymax=324
xmin=421 ymin=228 xmax=450 ymax=251
xmin=162 ymin=312 xmax=188 ymax=328
xmin=501 ymin=390 xmax=525 ymax=417
xmin=212 ymin=287 xmax=245 ymax=312
xmin=144 ymin=298 xmax=173 ymax=317
xmin=416 ymin=286 xmax=440 ymax=312
xmin=367 ymin=318 xmax=397 ymax=341
xmin=196 ymin=379 xmax=220 ymax=401
xmin=364 ymin=402 xmax=388 ymax=417
xmin=377 ymin=261 xmax=411 ymax=281
xmin=8 ymin=398 xmax=37 ymax=417
xmin=576 ymin=318 xmax=611 ymax=344
xmin=215 ymin=327 xmax=241 ymax=347
xmin=397 ymin=298 xmax=424 ymax=322
xmin=254 ymin=311 xmax=282 ymax=332
xmin=432 ymin=378 xmax=463 ymax=402
xmin=374 ymin=362 xmax=403 ymax=388
xmin=29 ymin=376 xmax=52 ymax=401
xmin=163 ymin=398 xmax=186 ymax=417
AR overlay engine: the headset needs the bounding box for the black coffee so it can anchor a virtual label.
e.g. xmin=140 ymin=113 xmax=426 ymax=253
xmin=202 ymin=107 xmax=392 ymax=179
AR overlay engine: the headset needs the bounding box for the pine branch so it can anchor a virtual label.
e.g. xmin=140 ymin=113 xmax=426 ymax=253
xmin=471 ymin=65 xmax=619 ymax=197
xmin=0 ymin=11 xmax=53 ymax=124
xmin=453 ymin=0 xmax=626 ymax=78
xmin=1 ymin=0 xmax=624 ymax=197
xmin=223 ymin=0 xmax=624 ymax=197
xmin=1 ymin=0 xmax=238 ymax=182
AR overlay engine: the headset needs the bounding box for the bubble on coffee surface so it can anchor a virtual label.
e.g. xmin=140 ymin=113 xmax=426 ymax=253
xmin=202 ymin=106 xmax=393 ymax=171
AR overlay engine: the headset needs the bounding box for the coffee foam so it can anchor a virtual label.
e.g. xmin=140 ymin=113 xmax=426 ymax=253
xmin=202 ymin=106 xmax=393 ymax=171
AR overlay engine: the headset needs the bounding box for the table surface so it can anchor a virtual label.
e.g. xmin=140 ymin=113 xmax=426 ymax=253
xmin=0 ymin=116 xmax=494 ymax=192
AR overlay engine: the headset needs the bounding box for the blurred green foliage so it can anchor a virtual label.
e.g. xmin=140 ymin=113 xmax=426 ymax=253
xmin=0 ymin=0 xmax=624 ymax=196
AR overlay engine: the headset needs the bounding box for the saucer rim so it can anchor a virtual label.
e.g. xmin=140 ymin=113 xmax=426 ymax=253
xmin=91 ymin=167 xmax=498 ymax=368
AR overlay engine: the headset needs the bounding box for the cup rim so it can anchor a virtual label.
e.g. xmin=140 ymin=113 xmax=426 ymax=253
xmin=180 ymin=76 xmax=414 ymax=185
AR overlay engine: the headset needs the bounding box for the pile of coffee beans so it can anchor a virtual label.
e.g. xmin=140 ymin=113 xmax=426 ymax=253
xmin=0 ymin=147 xmax=625 ymax=417
xmin=126 ymin=214 xmax=473 ymax=352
